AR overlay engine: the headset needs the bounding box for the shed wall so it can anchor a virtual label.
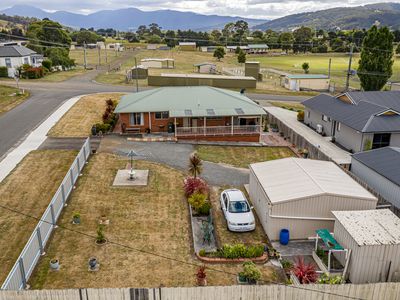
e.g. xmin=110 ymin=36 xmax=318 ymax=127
xmin=148 ymin=75 xmax=256 ymax=88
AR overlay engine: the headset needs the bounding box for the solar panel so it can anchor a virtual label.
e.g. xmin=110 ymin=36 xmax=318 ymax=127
xmin=235 ymin=108 xmax=244 ymax=115
xmin=206 ymin=109 xmax=215 ymax=116
xmin=184 ymin=109 xmax=192 ymax=116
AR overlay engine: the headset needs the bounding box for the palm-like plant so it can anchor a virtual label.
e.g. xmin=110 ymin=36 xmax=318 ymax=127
xmin=293 ymin=257 xmax=317 ymax=284
xmin=188 ymin=153 xmax=203 ymax=178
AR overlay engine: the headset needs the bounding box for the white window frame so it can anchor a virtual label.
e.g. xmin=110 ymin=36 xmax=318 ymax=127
xmin=23 ymin=57 xmax=29 ymax=65
xmin=5 ymin=57 xmax=11 ymax=68
xmin=130 ymin=113 xmax=144 ymax=126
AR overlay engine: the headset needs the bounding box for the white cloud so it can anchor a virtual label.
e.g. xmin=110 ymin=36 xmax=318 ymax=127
xmin=1 ymin=0 xmax=400 ymax=19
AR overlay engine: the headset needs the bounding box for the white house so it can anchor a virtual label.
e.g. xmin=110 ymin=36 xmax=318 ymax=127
xmin=0 ymin=46 xmax=43 ymax=77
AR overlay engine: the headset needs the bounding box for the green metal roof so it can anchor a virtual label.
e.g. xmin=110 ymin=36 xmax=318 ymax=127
xmin=316 ymin=229 xmax=343 ymax=250
xmin=287 ymin=74 xmax=329 ymax=79
xmin=115 ymin=86 xmax=266 ymax=118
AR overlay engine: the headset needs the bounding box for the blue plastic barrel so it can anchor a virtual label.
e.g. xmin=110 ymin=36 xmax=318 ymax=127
xmin=280 ymin=229 xmax=290 ymax=245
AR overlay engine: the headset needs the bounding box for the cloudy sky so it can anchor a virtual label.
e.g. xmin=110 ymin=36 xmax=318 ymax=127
xmin=1 ymin=0 xmax=400 ymax=19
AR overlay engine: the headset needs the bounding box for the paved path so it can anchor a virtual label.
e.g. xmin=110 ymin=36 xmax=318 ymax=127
xmin=98 ymin=135 xmax=249 ymax=186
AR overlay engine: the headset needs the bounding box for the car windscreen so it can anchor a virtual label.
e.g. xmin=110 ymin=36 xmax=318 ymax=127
xmin=228 ymin=201 xmax=250 ymax=213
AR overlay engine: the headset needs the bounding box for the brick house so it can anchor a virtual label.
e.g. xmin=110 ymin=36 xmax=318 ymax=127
xmin=114 ymin=86 xmax=266 ymax=142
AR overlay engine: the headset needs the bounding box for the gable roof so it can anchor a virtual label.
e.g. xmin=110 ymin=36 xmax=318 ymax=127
xmin=333 ymin=209 xmax=400 ymax=246
xmin=302 ymin=92 xmax=400 ymax=133
xmin=114 ymin=86 xmax=266 ymax=118
xmin=352 ymin=147 xmax=400 ymax=186
xmin=250 ymin=158 xmax=376 ymax=204
xmin=0 ymin=46 xmax=37 ymax=57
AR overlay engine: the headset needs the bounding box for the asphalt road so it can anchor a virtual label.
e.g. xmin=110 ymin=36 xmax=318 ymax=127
xmin=0 ymin=69 xmax=309 ymax=160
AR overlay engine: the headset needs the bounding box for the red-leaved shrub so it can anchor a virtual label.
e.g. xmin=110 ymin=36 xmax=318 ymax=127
xmin=184 ymin=177 xmax=209 ymax=198
xmin=293 ymin=257 xmax=317 ymax=284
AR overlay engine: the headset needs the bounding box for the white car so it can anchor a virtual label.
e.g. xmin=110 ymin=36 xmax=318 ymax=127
xmin=220 ymin=189 xmax=256 ymax=232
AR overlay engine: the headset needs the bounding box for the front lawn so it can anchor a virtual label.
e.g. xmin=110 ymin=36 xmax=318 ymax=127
xmin=196 ymin=145 xmax=295 ymax=168
xmin=48 ymin=93 xmax=123 ymax=137
xmin=0 ymin=150 xmax=77 ymax=283
xmin=29 ymin=153 xmax=277 ymax=288
xmin=0 ymin=85 xmax=30 ymax=115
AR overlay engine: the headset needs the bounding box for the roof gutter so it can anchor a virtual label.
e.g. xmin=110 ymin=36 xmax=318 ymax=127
xmin=268 ymin=212 xmax=335 ymax=222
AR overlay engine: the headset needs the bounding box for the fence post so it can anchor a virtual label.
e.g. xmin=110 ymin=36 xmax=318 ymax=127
xmin=83 ymin=146 xmax=87 ymax=163
xmin=36 ymin=227 xmax=45 ymax=255
xmin=50 ymin=204 xmax=57 ymax=227
xmin=18 ymin=258 xmax=27 ymax=289
xmin=70 ymin=168 xmax=74 ymax=188
xmin=61 ymin=184 xmax=66 ymax=206
xmin=77 ymin=157 xmax=80 ymax=174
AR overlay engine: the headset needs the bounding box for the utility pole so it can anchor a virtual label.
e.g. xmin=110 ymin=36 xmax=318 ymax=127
xmin=328 ymin=58 xmax=332 ymax=78
xmin=105 ymin=44 xmax=108 ymax=63
xmin=345 ymin=44 xmax=354 ymax=91
xmin=134 ymin=57 xmax=139 ymax=93
xmin=97 ymin=46 xmax=101 ymax=66
xmin=83 ymin=42 xmax=87 ymax=70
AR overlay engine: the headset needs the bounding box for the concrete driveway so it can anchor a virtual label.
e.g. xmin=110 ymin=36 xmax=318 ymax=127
xmin=98 ymin=135 xmax=249 ymax=187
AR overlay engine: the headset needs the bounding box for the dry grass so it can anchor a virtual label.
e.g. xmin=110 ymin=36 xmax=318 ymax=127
xmin=0 ymin=85 xmax=30 ymax=115
xmin=69 ymin=49 xmax=122 ymax=67
xmin=269 ymin=101 xmax=305 ymax=112
xmin=29 ymin=153 xmax=277 ymax=289
xmin=0 ymin=150 xmax=77 ymax=283
xmin=48 ymin=93 xmax=123 ymax=137
xmin=195 ymin=145 xmax=295 ymax=168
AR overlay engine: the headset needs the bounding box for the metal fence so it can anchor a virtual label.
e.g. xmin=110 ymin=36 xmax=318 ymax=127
xmin=1 ymin=138 xmax=91 ymax=290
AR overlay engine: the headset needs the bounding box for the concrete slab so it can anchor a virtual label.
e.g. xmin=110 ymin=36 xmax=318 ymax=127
xmin=272 ymin=240 xmax=315 ymax=257
xmin=264 ymin=107 xmax=351 ymax=165
xmin=112 ymin=169 xmax=149 ymax=186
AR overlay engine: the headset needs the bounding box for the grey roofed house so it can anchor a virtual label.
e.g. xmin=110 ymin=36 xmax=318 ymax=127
xmin=302 ymin=91 xmax=400 ymax=153
xmin=351 ymin=147 xmax=400 ymax=211
xmin=0 ymin=45 xmax=37 ymax=57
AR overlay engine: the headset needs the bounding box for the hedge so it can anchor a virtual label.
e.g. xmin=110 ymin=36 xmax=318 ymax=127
xmin=0 ymin=66 xmax=8 ymax=77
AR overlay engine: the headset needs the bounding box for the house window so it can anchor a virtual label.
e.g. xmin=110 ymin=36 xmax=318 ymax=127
xmin=24 ymin=57 xmax=29 ymax=64
xmin=372 ymin=133 xmax=391 ymax=149
xmin=5 ymin=58 xmax=11 ymax=68
xmin=322 ymin=114 xmax=329 ymax=122
xmin=155 ymin=111 xmax=169 ymax=119
xmin=337 ymin=122 xmax=341 ymax=132
xmin=130 ymin=113 xmax=143 ymax=125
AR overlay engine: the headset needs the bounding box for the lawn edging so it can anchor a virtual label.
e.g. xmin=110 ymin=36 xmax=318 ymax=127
xmin=196 ymin=253 xmax=268 ymax=264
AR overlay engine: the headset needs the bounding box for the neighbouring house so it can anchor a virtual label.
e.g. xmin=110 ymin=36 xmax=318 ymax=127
xmin=178 ymin=42 xmax=196 ymax=51
xmin=332 ymin=209 xmax=400 ymax=284
xmin=0 ymin=46 xmax=43 ymax=77
xmin=148 ymin=73 xmax=257 ymax=88
xmin=247 ymin=44 xmax=269 ymax=54
xmin=283 ymin=74 xmax=330 ymax=91
xmin=227 ymin=45 xmax=249 ymax=53
xmin=200 ymin=46 xmax=218 ymax=52
xmin=303 ymin=91 xmax=400 ymax=153
xmin=114 ymin=86 xmax=266 ymax=142
xmin=140 ymin=58 xmax=174 ymax=69
xmin=249 ymin=158 xmax=377 ymax=241
xmin=193 ymin=62 xmax=217 ymax=74
xmin=351 ymin=147 xmax=400 ymax=214
xmin=0 ymin=40 xmax=28 ymax=47
xmin=107 ymin=43 xmax=124 ymax=51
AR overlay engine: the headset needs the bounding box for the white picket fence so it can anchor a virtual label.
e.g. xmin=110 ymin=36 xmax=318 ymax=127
xmin=1 ymin=138 xmax=91 ymax=290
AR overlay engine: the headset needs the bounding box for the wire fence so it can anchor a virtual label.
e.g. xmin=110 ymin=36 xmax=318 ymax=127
xmin=1 ymin=138 xmax=91 ymax=290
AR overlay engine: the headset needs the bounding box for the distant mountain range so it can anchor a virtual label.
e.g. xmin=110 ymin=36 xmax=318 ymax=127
xmin=0 ymin=5 xmax=267 ymax=31
xmin=255 ymin=2 xmax=400 ymax=31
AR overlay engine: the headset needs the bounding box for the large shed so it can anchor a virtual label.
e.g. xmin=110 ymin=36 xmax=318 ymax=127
xmin=283 ymin=74 xmax=330 ymax=91
xmin=249 ymin=158 xmax=377 ymax=240
xmin=332 ymin=209 xmax=400 ymax=283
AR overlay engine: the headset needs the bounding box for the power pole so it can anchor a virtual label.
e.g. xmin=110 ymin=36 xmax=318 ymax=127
xmin=345 ymin=44 xmax=354 ymax=91
xmin=98 ymin=46 xmax=101 ymax=66
xmin=83 ymin=42 xmax=87 ymax=70
xmin=134 ymin=57 xmax=139 ymax=93
xmin=105 ymin=44 xmax=108 ymax=63
xmin=328 ymin=58 xmax=332 ymax=78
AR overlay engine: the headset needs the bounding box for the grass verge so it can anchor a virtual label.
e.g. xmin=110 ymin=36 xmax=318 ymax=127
xmin=195 ymin=145 xmax=295 ymax=168
xmin=0 ymin=85 xmax=30 ymax=115
xmin=48 ymin=93 xmax=123 ymax=137
xmin=0 ymin=150 xmax=77 ymax=283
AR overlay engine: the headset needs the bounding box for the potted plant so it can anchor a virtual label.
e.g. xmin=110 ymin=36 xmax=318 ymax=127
xmin=88 ymin=257 xmax=98 ymax=271
xmin=281 ymin=259 xmax=293 ymax=276
xmin=195 ymin=265 xmax=207 ymax=286
xmin=72 ymin=212 xmax=81 ymax=224
xmin=238 ymin=262 xmax=261 ymax=285
xmin=50 ymin=258 xmax=60 ymax=270
xmin=95 ymin=224 xmax=107 ymax=245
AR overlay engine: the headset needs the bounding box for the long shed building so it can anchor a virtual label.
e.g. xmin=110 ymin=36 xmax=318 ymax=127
xmin=249 ymin=158 xmax=377 ymax=240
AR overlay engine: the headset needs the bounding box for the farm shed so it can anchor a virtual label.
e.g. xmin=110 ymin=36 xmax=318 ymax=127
xmin=332 ymin=210 xmax=400 ymax=284
xmin=148 ymin=73 xmax=256 ymax=89
xmin=179 ymin=42 xmax=197 ymax=51
xmin=351 ymin=147 xmax=400 ymax=214
xmin=249 ymin=158 xmax=377 ymax=241
xmin=127 ymin=65 xmax=148 ymax=80
xmin=194 ymin=62 xmax=217 ymax=74
xmin=140 ymin=58 xmax=174 ymax=69
xmin=283 ymin=74 xmax=330 ymax=91
xmin=245 ymin=61 xmax=262 ymax=81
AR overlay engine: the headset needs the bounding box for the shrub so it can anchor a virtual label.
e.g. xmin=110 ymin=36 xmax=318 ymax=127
xmin=297 ymin=110 xmax=304 ymax=121
xmin=239 ymin=262 xmax=262 ymax=282
xmin=188 ymin=153 xmax=203 ymax=178
xmin=293 ymin=257 xmax=317 ymax=284
xmin=318 ymin=273 xmax=344 ymax=284
xmin=281 ymin=259 xmax=293 ymax=271
xmin=183 ymin=177 xmax=209 ymax=198
xmin=197 ymin=201 xmax=211 ymax=215
xmin=95 ymin=123 xmax=111 ymax=133
xmin=188 ymin=192 xmax=207 ymax=211
xmin=23 ymin=67 xmax=44 ymax=79
xmin=96 ymin=224 xmax=106 ymax=243
xmin=0 ymin=66 xmax=8 ymax=77
xmin=198 ymin=249 xmax=206 ymax=257
xmin=42 ymin=59 xmax=52 ymax=70
xmin=217 ymin=244 xmax=264 ymax=259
